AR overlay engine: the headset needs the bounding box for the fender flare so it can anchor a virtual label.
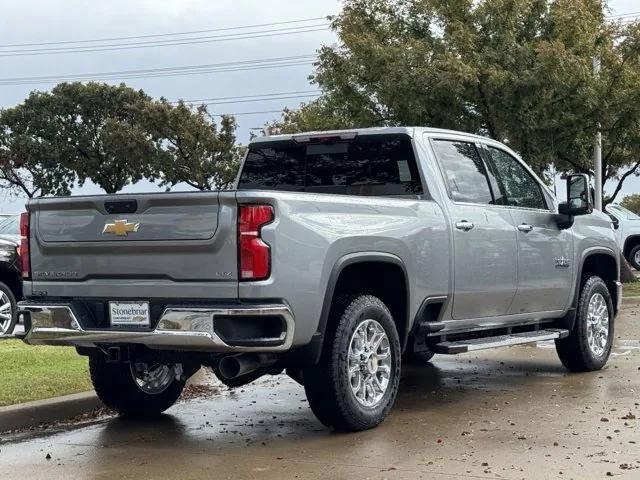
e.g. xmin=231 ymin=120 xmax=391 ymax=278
xmin=304 ymin=252 xmax=410 ymax=364
xmin=563 ymin=246 xmax=618 ymax=330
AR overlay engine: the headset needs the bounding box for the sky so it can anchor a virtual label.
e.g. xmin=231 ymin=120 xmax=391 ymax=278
xmin=0 ymin=0 xmax=638 ymax=212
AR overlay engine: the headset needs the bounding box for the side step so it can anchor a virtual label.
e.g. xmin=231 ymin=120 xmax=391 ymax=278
xmin=432 ymin=329 xmax=569 ymax=354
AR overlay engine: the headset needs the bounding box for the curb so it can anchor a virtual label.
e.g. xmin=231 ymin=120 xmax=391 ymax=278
xmin=622 ymin=296 xmax=640 ymax=306
xmin=0 ymin=391 xmax=100 ymax=432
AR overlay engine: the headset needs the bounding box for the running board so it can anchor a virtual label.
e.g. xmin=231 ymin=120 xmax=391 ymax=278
xmin=432 ymin=329 xmax=569 ymax=354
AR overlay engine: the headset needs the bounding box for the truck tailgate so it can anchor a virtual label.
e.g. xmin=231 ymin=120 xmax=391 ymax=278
xmin=28 ymin=192 xmax=238 ymax=285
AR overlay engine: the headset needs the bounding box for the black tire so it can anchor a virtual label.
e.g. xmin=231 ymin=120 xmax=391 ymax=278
xmin=555 ymin=276 xmax=614 ymax=372
xmin=628 ymin=245 xmax=640 ymax=271
xmin=89 ymin=354 xmax=185 ymax=416
xmin=0 ymin=281 xmax=17 ymax=336
xmin=404 ymin=349 xmax=436 ymax=366
xmin=303 ymin=295 xmax=401 ymax=432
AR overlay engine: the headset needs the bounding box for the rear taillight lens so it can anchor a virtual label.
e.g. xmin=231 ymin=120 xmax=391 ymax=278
xmin=239 ymin=205 xmax=274 ymax=281
xmin=19 ymin=212 xmax=30 ymax=279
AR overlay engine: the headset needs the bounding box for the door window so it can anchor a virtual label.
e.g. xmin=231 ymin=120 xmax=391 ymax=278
xmin=432 ymin=140 xmax=493 ymax=204
xmin=485 ymin=147 xmax=547 ymax=210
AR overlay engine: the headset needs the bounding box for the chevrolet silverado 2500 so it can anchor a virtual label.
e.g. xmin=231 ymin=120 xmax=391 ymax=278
xmin=17 ymin=127 xmax=621 ymax=431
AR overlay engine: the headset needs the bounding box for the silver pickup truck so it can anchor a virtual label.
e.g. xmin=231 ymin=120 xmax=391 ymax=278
xmin=17 ymin=127 xmax=621 ymax=431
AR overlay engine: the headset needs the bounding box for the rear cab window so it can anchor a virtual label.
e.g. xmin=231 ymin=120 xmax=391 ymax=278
xmin=238 ymin=134 xmax=424 ymax=197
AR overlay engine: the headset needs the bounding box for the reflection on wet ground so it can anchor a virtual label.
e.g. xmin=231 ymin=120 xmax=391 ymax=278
xmin=1 ymin=306 xmax=639 ymax=479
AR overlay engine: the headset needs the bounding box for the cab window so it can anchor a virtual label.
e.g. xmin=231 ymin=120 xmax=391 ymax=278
xmin=484 ymin=147 xmax=547 ymax=210
xmin=432 ymin=140 xmax=493 ymax=204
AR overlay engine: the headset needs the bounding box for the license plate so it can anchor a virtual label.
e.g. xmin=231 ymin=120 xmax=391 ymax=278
xmin=109 ymin=301 xmax=150 ymax=328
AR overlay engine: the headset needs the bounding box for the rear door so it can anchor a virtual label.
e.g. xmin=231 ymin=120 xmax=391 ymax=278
xmin=481 ymin=145 xmax=573 ymax=314
xmin=431 ymin=138 xmax=518 ymax=319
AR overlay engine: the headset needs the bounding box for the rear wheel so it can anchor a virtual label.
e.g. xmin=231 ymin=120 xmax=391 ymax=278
xmin=303 ymin=295 xmax=401 ymax=431
xmin=629 ymin=245 xmax=640 ymax=271
xmin=0 ymin=282 xmax=17 ymax=336
xmin=555 ymin=276 xmax=614 ymax=372
xmin=89 ymin=354 xmax=186 ymax=416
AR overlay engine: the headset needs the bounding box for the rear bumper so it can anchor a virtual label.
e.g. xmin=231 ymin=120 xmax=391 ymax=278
xmin=17 ymin=302 xmax=294 ymax=353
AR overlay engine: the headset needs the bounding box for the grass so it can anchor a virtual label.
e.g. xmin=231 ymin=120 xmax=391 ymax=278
xmin=0 ymin=339 xmax=91 ymax=407
xmin=623 ymin=280 xmax=640 ymax=297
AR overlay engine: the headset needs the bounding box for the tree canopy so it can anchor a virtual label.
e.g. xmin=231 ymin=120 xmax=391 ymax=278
xmin=269 ymin=0 xmax=640 ymax=203
xmin=144 ymin=101 xmax=241 ymax=191
xmin=620 ymin=193 xmax=640 ymax=215
xmin=0 ymin=82 xmax=243 ymax=196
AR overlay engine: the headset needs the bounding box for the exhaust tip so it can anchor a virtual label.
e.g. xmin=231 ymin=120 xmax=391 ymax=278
xmin=218 ymin=356 xmax=242 ymax=379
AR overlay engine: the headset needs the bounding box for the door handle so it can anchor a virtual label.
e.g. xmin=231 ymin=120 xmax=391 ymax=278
xmin=517 ymin=223 xmax=533 ymax=232
xmin=455 ymin=221 xmax=474 ymax=231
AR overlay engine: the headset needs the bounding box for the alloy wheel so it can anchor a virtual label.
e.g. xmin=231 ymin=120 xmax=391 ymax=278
xmin=347 ymin=319 xmax=392 ymax=408
xmin=0 ymin=292 xmax=13 ymax=335
xmin=586 ymin=293 xmax=609 ymax=358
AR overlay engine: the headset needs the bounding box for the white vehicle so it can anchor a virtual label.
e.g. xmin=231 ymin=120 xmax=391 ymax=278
xmin=605 ymin=204 xmax=640 ymax=269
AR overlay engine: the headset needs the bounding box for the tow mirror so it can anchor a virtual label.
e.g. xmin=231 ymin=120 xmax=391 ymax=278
xmin=559 ymin=174 xmax=593 ymax=217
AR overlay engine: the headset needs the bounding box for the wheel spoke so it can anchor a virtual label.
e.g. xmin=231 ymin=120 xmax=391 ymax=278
xmin=347 ymin=318 xmax=393 ymax=408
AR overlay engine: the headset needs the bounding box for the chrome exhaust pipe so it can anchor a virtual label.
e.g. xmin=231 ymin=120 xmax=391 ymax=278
xmin=217 ymin=353 xmax=277 ymax=380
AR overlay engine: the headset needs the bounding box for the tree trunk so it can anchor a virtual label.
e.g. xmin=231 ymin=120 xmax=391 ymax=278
xmin=620 ymin=253 xmax=637 ymax=283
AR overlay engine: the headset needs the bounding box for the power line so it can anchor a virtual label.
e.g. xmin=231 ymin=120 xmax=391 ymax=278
xmin=607 ymin=11 xmax=640 ymax=19
xmin=0 ymin=16 xmax=330 ymax=48
xmin=210 ymin=109 xmax=286 ymax=116
xmin=200 ymin=93 xmax=321 ymax=106
xmin=0 ymin=55 xmax=317 ymax=85
xmin=0 ymin=25 xmax=329 ymax=57
xmin=172 ymin=90 xmax=320 ymax=104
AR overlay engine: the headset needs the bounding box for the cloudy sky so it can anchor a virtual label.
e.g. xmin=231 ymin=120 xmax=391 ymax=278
xmin=0 ymin=0 xmax=637 ymax=212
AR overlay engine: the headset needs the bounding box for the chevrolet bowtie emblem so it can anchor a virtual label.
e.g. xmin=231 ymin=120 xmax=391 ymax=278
xmin=102 ymin=219 xmax=140 ymax=236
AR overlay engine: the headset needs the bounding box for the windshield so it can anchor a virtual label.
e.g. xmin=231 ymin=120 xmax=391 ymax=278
xmin=608 ymin=205 xmax=640 ymax=220
xmin=0 ymin=215 xmax=20 ymax=235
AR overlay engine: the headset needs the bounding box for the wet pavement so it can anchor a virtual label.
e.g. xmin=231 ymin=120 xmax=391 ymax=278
xmin=1 ymin=306 xmax=639 ymax=480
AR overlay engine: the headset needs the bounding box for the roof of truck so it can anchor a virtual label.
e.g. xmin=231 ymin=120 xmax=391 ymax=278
xmin=249 ymin=126 xmax=492 ymax=144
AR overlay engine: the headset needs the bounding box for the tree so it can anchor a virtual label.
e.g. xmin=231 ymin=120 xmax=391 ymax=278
xmin=144 ymin=101 xmax=242 ymax=191
xmin=0 ymin=95 xmax=75 ymax=197
xmin=0 ymin=82 xmax=163 ymax=195
xmin=620 ymin=193 xmax=640 ymax=215
xmin=270 ymin=0 xmax=640 ymax=199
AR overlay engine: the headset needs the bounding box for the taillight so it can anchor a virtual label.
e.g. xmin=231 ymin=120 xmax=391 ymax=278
xmin=238 ymin=205 xmax=274 ymax=281
xmin=19 ymin=212 xmax=30 ymax=279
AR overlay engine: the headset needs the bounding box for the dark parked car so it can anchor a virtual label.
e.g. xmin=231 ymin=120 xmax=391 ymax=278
xmin=0 ymin=214 xmax=22 ymax=335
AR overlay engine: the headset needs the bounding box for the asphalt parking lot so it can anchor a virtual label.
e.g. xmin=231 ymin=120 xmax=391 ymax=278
xmin=1 ymin=305 xmax=638 ymax=480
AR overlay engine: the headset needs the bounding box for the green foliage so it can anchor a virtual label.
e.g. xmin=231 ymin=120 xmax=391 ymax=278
xmin=620 ymin=193 xmax=640 ymax=215
xmin=144 ymin=101 xmax=242 ymax=190
xmin=0 ymin=82 xmax=243 ymax=196
xmin=271 ymin=0 xmax=640 ymax=200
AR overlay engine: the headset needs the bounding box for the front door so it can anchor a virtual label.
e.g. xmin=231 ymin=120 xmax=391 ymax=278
xmin=431 ymin=139 xmax=518 ymax=320
xmin=482 ymin=146 xmax=573 ymax=314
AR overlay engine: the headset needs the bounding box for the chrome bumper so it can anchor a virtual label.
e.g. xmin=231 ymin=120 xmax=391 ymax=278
xmin=17 ymin=302 xmax=294 ymax=353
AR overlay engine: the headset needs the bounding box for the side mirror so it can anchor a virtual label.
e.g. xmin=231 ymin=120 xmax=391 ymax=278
xmin=559 ymin=173 xmax=593 ymax=217
xmin=608 ymin=214 xmax=619 ymax=230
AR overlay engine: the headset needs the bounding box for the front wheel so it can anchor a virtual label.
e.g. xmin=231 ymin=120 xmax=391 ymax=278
xmin=89 ymin=354 xmax=186 ymax=416
xmin=629 ymin=245 xmax=640 ymax=271
xmin=303 ymin=295 xmax=401 ymax=432
xmin=555 ymin=276 xmax=614 ymax=372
